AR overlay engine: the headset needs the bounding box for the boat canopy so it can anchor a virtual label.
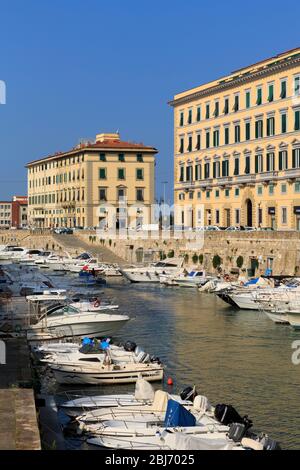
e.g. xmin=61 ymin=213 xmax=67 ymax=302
xmin=164 ymin=400 xmax=196 ymax=427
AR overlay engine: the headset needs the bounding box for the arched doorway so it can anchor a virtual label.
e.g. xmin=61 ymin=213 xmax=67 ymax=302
xmin=245 ymin=199 xmax=253 ymax=227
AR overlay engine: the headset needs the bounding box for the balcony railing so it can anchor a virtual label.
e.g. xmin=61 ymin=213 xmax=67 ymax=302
xmin=216 ymin=176 xmax=233 ymax=185
xmin=284 ymin=168 xmax=300 ymax=179
xmin=258 ymin=171 xmax=278 ymax=181
xmin=235 ymin=174 xmax=256 ymax=183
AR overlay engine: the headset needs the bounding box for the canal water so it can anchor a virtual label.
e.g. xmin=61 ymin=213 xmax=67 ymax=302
xmin=44 ymin=274 xmax=300 ymax=450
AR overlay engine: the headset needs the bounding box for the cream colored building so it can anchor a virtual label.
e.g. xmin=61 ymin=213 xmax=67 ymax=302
xmin=26 ymin=133 xmax=157 ymax=229
xmin=170 ymin=47 xmax=300 ymax=230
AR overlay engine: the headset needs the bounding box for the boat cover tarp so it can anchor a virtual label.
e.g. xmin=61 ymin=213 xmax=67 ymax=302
xmin=163 ymin=432 xmax=234 ymax=450
xmin=164 ymin=400 xmax=196 ymax=427
xmin=135 ymin=377 xmax=155 ymax=401
xmin=151 ymin=391 xmax=169 ymax=412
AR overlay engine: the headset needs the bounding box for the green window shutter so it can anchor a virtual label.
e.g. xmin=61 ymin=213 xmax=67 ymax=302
xmin=266 ymin=153 xmax=270 ymax=172
xmin=256 ymin=88 xmax=262 ymax=105
xmin=255 ymin=155 xmax=259 ymax=173
xmin=295 ymin=77 xmax=300 ymax=96
xmin=292 ymin=149 xmax=296 ymax=168
xmin=234 ymin=158 xmax=239 ymax=176
xmin=246 ymin=92 xmax=250 ymax=108
xmin=213 ymin=162 xmax=216 ymax=178
xmin=281 ymin=114 xmax=287 ymax=133
xmin=180 ymin=113 xmax=184 ymax=126
xmin=100 ymin=153 xmax=106 ymax=161
xmin=197 ymin=107 xmax=201 ymax=122
xmin=136 ymin=169 xmax=143 ymax=180
xmin=118 ymin=168 xmax=125 ymax=179
xmin=225 ymin=127 xmax=229 ymax=145
xmin=255 ymin=121 xmax=258 ymax=138
xmin=206 ymin=132 xmax=210 ymax=148
xmin=99 ymin=168 xmax=106 ymax=179
xmin=195 ymin=165 xmax=198 ymax=181
xmin=245 ymin=122 xmax=250 ymax=140
xmin=206 ymin=105 xmax=210 ymax=119
xmin=188 ymin=110 xmax=192 ymax=124
xmin=280 ymin=81 xmax=287 ymax=99
xmin=224 ymin=99 xmax=229 ymax=114
xmin=295 ymin=111 xmax=300 ymax=131
xmin=267 ymin=118 xmax=270 ymax=136
xmin=279 ymin=152 xmax=283 ymax=171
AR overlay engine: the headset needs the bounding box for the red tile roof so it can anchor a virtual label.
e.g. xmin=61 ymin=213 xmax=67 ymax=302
xmin=26 ymin=139 xmax=157 ymax=166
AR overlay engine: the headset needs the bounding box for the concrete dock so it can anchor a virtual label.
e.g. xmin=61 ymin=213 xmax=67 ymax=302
xmin=0 ymin=337 xmax=41 ymax=450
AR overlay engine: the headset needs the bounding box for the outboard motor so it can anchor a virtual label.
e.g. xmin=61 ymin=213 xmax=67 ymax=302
xmin=214 ymin=404 xmax=253 ymax=430
xmin=228 ymin=423 xmax=248 ymax=442
xmin=124 ymin=341 xmax=137 ymax=352
xmin=180 ymin=386 xmax=198 ymax=402
xmin=150 ymin=355 xmax=161 ymax=364
xmin=260 ymin=436 xmax=281 ymax=450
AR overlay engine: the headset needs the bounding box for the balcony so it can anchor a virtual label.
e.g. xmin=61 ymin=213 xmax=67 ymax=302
xmin=235 ymin=174 xmax=256 ymax=184
xmin=258 ymin=171 xmax=278 ymax=182
xmin=284 ymin=168 xmax=300 ymax=180
xmin=216 ymin=176 xmax=233 ymax=186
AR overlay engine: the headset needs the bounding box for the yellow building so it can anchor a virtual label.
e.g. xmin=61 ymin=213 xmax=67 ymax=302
xmin=170 ymin=47 xmax=300 ymax=230
xmin=26 ymin=133 xmax=157 ymax=229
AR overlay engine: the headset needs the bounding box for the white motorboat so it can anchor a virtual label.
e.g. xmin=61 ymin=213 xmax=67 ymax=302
xmin=70 ymin=299 xmax=119 ymax=312
xmin=175 ymin=270 xmax=211 ymax=288
xmin=50 ymin=358 xmax=164 ymax=385
xmin=120 ymin=259 xmax=184 ymax=283
xmin=264 ymin=311 xmax=290 ymax=324
xmin=26 ymin=304 xmax=130 ymax=341
xmin=26 ymin=289 xmax=68 ymax=302
xmin=0 ymin=246 xmax=27 ymax=261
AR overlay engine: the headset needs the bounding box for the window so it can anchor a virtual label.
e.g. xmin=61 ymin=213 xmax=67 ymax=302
xmin=255 ymin=120 xmax=263 ymax=138
xmin=269 ymin=184 xmax=274 ymax=195
xmin=136 ymin=168 xmax=144 ymax=180
xmin=100 ymin=152 xmax=107 ymax=161
xmin=180 ymin=112 xmax=184 ymax=127
xmin=280 ymin=80 xmax=287 ymax=99
xmin=206 ymin=131 xmax=210 ymax=149
xmin=215 ymin=189 xmax=220 ymax=198
xmin=266 ymin=153 xmax=275 ymax=172
xmin=195 ymin=163 xmax=202 ymax=180
xmin=268 ymin=84 xmax=274 ymax=102
xmin=294 ymin=76 xmax=300 ymax=96
xmin=99 ymin=168 xmax=106 ymax=179
xmin=188 ymin=109 xmax=192 ymax=124
xmin=179 ymin=137 xmax=184 ymax=154
xmin=256 ymin=87 xmax=262 ymax=105
xmin=99 ymin=188 xmax=107 ymax=201
xmin=295 ymin=182 xmax=300 ymax=193
xmin=224 ymin=98 xmax=229 ymax=115
xmin=234 ymin=124 xmax=240 ymax=143
xmin=224 ymin=127 xmax=230 ymax=145
xmin=118 ymin=168 xmax=125 ymax=180
xmin=186 ymin=166 xmax=193 ymax=182
xmin=279 ymin=150 xmax=288 ymax=170
xmin=235 ymin=209 xmax=240 ymax=225
xmin=245 ymin=91 xmax=251 ymax=108
xmin=196 ymin=134 xmax=201 ymax=150
xmin=234 ymin=158 xmax=239 ymax=176
xmin=235 ymin=188 xmax=240 ymax=197
xmin=245 ymin=155 xmax=250 ymax=174
xmin=233 ymin=95 xmax=239 ymax=112
xmin=196 ymin=107 xmax=201 ymax=122
xmin=204 ymin=162 xmax=210 ymax=179
xmin=255 ymin=154 xmax=263 ymax=173
xmin=137 ymin=153 xmax=143 ymax=162
xmin=215 ymin=210 xmax=220 ymax=224
xmin=197 ymin=191 xmax=201 ymax=199
xmin=245 ymin=121 xmax=251 ymax=140
xmin=292 ymin=148 xmax=300 ymax=168
xmin=281 ymin=207 xmax=287 ymax=224
xmin=295 ymin=110 xmax=300 ymax=131
xmin=222 ymin=160 xmax=229 ymax=177
xmin=257 ymin=185 xmax=263 ymax=196
xmin=179 ymin=166 xmax=184 ymax=182
xmin=213 ymin=161 xmax=220 ymax=178
xmin=281 ymin=113 xmax=287 ymax=133
xmin=267 ymin=117 xmax=275 ymax=136
xmin=225 ymin=188 xmax=230 ymax=197
xmin=188 ymin=135 xmax=192 ymax=152
xmin=213 ymin=129 xmax=220 ymax=147
xmin=214 ymin=102 xmax=219 ymax=117
xmin=118 ymin=153 xmax=125 ymax=162
xmin=136 ymin=188 xmax=144 ymax=202
xmin=206 ymin=190 xmax=210 ymax=199
xmin=205 ymin=104 xmax=210 ymax=119
xmin=281 ymin=184 xmax=287 ymax=194
xmin=189 ymin=192 xmax=194 ymax=200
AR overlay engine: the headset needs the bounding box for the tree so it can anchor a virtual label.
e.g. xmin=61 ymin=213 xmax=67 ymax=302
xmin=212 ymin=254 xmax=222 ymax=269
xmin=236 ymin=256 xmax=244 ymax=268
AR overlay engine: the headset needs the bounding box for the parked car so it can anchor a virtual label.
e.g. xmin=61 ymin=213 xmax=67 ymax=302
xmin=205 ymin=225 xmax=221 ymax=231
xmin=225 ymin=226 xmax=240 ymax=231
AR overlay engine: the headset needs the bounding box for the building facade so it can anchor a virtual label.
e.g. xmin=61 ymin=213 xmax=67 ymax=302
xmin=26 ymin=133 xmax=157 ymax=229
xmin=0 ymin=196 xmax=27 ymax=229
xmin=170 ymin=47 xmax=300 ymax=230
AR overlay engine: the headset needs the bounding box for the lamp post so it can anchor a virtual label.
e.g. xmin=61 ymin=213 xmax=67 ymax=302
xmin=161 ymin=181 xmax=168 ymax=229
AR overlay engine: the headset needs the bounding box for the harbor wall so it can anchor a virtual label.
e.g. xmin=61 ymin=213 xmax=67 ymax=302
xmin=1 ymin=229 xmax=300 ymax=276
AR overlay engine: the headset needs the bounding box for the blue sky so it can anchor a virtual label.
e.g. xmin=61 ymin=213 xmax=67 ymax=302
xmin=0 ymin=0 xmax=299 ymax=202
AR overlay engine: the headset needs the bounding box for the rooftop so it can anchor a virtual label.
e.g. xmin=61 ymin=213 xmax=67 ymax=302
xmin=170 ymin=47 xmax=300 ymax=106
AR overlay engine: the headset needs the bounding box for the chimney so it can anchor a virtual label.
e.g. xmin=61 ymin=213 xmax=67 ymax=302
xmin=95 ymin=132 xmax=120 ymax=143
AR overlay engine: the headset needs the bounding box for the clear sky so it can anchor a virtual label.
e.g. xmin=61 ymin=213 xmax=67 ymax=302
xmin=0 ymin=0 xmax=299 ymax=203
